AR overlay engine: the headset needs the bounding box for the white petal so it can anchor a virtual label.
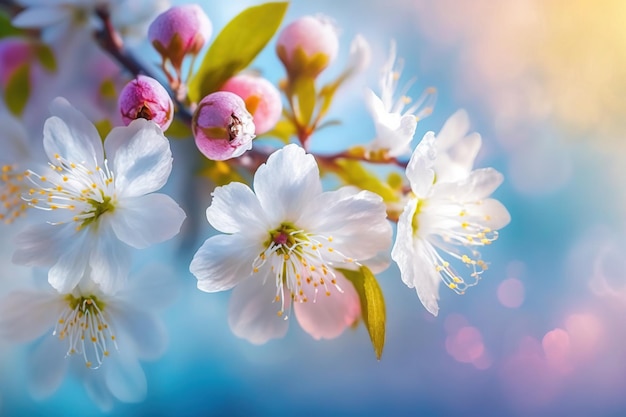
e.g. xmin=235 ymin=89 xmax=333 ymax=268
xmin=228 ymin=276 xmax=289 ymax=344
xmin=467 ymin=198 xmax=511 ymax=230
xmin=108 ymin=303 xmax=167 ymax=360
xmin=12 ymin=223 xmax=71 ymax=267
xmin=83 ymin=371 xmax=115 ymax=412
xmin=253 ymin=144 xmax=322 ymax=224
xmin=300 ymin=187 xmax=392 ymax=262
xmin=88 ymin=223 xmax=132 ymax=294
xmin=104 ymin=353 xmax=147 ymax=403
xmin=447 ymin=132 xmax=481 ymax=171
xmin=105 ymin=119 xmax=172 ymax=198
xmin=436 ymin=109 xmax=470 ymax=151
xmin=364 ymin=89 xmax=385 ymax=119
xmin=0 ymin=291 xmax=62 ymax=343
xmin=294 ymin=272 xmax=360 ymax=340
xmin=47 ymin=230 xmax=91 ymax=293
xmin=109 ymin=193 xmax=186 ymax=249
xmin=27 ymin=335 xmax=70 ymax=400
xmin=190 ymin=234 xmax=260 ymax=292
xmin=344 ymin=34 xmax=371 ymax=76
xmin=450 ymin=168 xmax=504 ymax=201
xmin=406 ymin=132 xmax=436 ymax=197
xmin=12 ymin=7 xmax=69 ymax=28
xmin=392 ymin=199 xmax=440 ymax=316
xmin=0 ymin=113 xmax=31 ymax=163
xmin=44 ymin=97 xmax=104 ymax=168
xmin=206 ymin=182 xmax=269 ymax=235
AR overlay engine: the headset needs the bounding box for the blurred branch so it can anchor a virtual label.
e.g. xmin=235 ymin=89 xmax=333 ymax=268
xmin=94 ymin=8 xmax=193 ymax=125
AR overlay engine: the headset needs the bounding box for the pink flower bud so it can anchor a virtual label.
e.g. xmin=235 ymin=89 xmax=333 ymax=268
xmin=220 ymin=74 xmax=282 ymax=135
xmin=148 ymin=4 xmax=212 ymax=70
xmin=118 ymin=75 xmax=174 ymax=131
xmin=276 ymin=15 xmax=339 ymax=78
xmin=0 ymin=37 xmax=34 ymax=86
xmin=192 ymin=91 xmax=255 ymax=161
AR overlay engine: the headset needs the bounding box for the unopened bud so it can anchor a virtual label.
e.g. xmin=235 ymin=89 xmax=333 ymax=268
xmin=276 ymin=15 xmax=339 ymax=79
xmin=118 ymin=75 xmax=174 ymax=131
xmin=220 ymin=74 xmax=282 ymax=135
xmin=192 ymin=91 xmax=255 ymax=161
xmin=148 ymin=4 xmax=212 ymax=71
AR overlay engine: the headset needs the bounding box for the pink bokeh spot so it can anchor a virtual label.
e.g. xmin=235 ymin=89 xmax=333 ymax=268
xmin=497 ymin=278 xmax=525 ymax=308
xmin=445 ymin=325 xmax=485 ymax=365
xmin=542 ymin=328 xmax=572 ymax=374
xmin=565 ymin=313 xmax=604 ymax=361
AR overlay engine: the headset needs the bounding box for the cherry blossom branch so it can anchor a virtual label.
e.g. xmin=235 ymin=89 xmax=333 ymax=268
xmin=94 ymin=9 xmax=193 ymax=125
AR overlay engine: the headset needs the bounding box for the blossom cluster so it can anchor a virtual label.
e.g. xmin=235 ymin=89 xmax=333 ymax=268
xmin=0 ymin=0 xmax=510 ymax=411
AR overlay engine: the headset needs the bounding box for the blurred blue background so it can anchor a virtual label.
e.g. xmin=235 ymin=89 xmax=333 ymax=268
xmin=2 ymin=0 xmax=626 ymax=416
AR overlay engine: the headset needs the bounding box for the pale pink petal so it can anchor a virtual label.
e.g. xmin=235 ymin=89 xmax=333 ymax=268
xmin=294 ymin=272 xmax=360 ymax=340
xmin=228 ymin=276 xmax=289 ymax=344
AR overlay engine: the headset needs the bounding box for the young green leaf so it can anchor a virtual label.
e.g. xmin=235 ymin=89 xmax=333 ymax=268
xmin=338 ymin=266 xmax=386 ymax=360
xmin=333 ymin=158 xmax=400 ymax=203
xmin=4 ymin=64 xmax=30 ymax=116
xmin=187 ymin=2 xmax=288 ymax=103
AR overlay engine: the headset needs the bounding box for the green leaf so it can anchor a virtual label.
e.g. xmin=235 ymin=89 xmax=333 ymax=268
xmin=4 ymin=64 xmax=30 ymax=116
xmin=333 ymin=158 xmax=400 ymax=203
xmin=165 ymin=118 xmax=192 ymax=139
xmin=338 ymin=266 xmax=386 ymax=360
xmin=0 ymin=12 xmax=22 ymax=39
xmin=33 ymin=43 xmax=56 ymax=72
xmin=188 ymin=2 xmax=289 ymax=103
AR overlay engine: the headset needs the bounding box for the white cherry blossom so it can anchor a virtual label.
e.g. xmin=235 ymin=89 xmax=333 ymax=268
xmin=12 ymin=97 xmax=186 ymax=294
xmin=364 ymin=40 xmax=436 ymax=158
xmin=190 ymin=144 xmax=392 ymax=344
xmin=0 ymin=266 xmax=175 ymax=409
xmin=391 ymin=132 xmax=510 ymax=316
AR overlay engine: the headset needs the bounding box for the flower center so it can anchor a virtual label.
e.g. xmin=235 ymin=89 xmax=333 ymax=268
xmin=252 ymin=222 xmax=356 ymax=317
xmin=0 ymin=164 xmax=29 ymax=224
xmin=424 ymin=200 xmax=499 ymax=295
xmin=54 ymin=294 xmax=117 ymax=369
xmin=24 ymin=153 xmax=116 ymax=231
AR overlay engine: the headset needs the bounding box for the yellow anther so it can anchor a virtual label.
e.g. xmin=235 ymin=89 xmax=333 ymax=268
xmin=448 ymin=283 xmax=457 ymax=289
xmin=461 ymin=222 xmax=469 ymax=229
